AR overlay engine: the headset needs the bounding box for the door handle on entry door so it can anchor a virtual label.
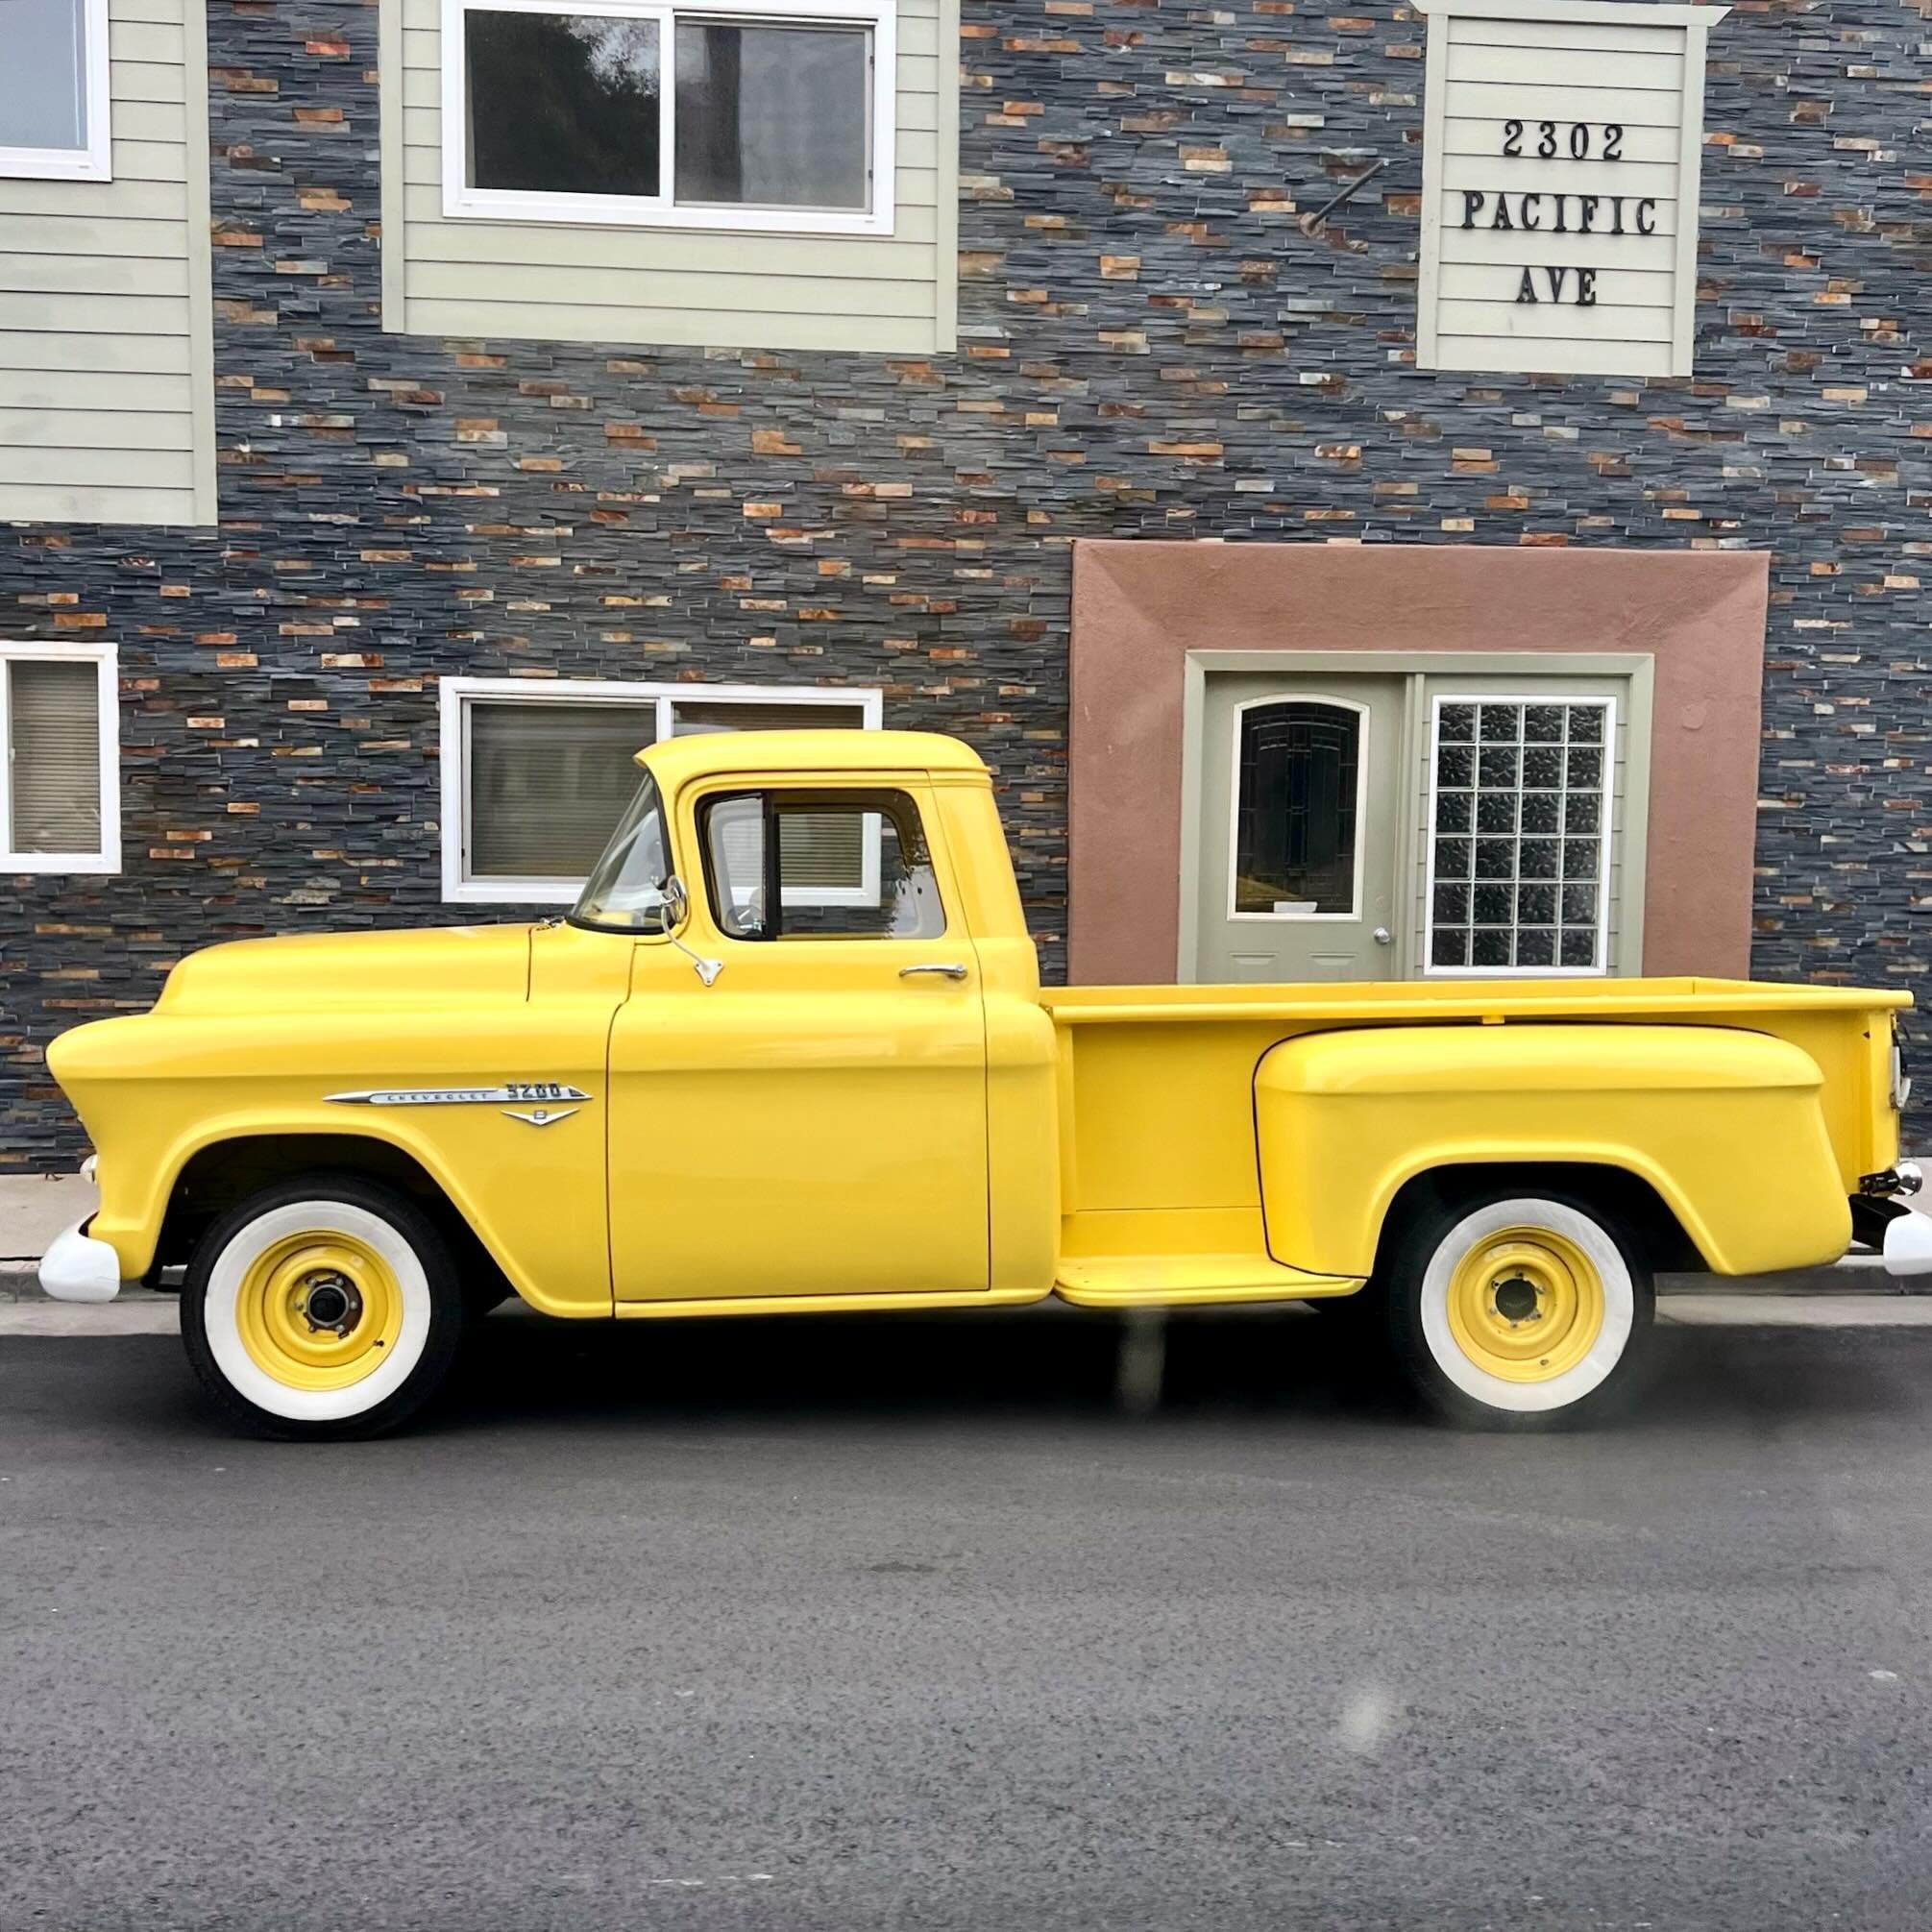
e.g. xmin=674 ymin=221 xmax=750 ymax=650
xmin=1373 ymin=928 xmax=1392 ymax=945
xmin=899 ymin=963 xmax=969 ymax=981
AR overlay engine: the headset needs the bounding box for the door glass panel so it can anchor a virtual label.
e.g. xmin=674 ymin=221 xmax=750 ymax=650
xmin=1428 ymin=697 xmax=1614 ymax=972
xmin=1232 ymin=701 xmax=1360 ymax=916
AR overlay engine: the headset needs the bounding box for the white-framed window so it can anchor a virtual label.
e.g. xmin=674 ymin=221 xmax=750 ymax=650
xmin=440 ymin=0 xmax=895 ymax=236
xmin=0 ymin=642 xmax=119 ymax=873
xmin=0 ymin=0 xmax=112 ymax=182
xmin=1424 ymin=694 xmax=1614 ymax=976
xmin=439 ymin=677 xmax=884 ymax=904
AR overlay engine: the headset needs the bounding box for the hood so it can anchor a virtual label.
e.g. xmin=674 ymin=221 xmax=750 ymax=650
xmin=154 ymin=923 xmax=535 ymax=1016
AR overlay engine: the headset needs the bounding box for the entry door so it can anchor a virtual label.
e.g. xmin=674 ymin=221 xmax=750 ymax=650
xmin=607 ymin=780 xmax=990 ymax=1302
xmin=1195 ymin=674 xmax=1403 ymax=983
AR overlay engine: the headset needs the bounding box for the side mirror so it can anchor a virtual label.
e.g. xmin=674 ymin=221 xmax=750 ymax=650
xmin=654 ymin=875 xmax=724 ymax=987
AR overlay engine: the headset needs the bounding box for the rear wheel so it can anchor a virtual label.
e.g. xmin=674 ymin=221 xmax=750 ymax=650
xmin=1383 ymin=1191 xmax=1652 ymax=1429
xmin=182 ymin=1174 xmax=466 ymax=1440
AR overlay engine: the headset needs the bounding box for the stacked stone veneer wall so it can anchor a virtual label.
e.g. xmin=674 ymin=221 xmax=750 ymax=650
xmin=0 ymin=0 xmax=1925 ymax=1166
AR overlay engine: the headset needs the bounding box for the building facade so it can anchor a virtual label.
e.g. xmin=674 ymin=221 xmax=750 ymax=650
xmin=0 ymin=0 xmax=1926 ymax=1167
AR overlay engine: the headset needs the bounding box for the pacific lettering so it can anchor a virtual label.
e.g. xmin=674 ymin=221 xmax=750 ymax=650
xmin=1454 ymin=191 xmax=1663 ymax=235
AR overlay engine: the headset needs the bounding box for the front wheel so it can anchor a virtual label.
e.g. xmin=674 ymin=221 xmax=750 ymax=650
xmin=1383 ymin=1191 xmax=1653 ymax=1429
xmin=182 ymin=1174 xmax=467 ymax=1440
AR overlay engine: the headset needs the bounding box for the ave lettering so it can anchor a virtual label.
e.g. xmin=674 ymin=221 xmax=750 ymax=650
xmin=1515 ymin=265 xmax=1599 ymax=307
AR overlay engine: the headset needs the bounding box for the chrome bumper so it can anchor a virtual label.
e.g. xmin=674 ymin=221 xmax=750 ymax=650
xmin=38 ymin=1218 xmax=124 ymax=1304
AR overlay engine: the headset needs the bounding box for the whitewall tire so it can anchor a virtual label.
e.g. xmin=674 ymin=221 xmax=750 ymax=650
xmin=182 ymin=1174 xmax=466 ymax=1440
xmin=1384 ymin=1189 xmax=1653 ymax=1429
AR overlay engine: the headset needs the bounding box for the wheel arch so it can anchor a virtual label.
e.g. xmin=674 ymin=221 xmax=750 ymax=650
xmin=153 ymin=1133 xmax=511 ymax=1309
xmin=1370 ymin=1161 xmax=1705 ymax=1282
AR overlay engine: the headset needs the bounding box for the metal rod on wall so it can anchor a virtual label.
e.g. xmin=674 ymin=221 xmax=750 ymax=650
xmin=1297 ymin=159 xmax=1388 ymax=235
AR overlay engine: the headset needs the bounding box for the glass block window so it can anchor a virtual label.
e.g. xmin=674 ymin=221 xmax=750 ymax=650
xmin=1427 ymin=697 xmax=1613 ymax=974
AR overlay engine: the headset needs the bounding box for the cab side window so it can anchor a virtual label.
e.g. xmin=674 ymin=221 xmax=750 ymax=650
xmin=699 ymin=789 xmax=946 ymax=942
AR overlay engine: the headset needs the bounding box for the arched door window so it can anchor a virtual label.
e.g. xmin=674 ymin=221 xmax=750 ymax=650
xmin=1230 ymin=699 xmax=1364 ymax=918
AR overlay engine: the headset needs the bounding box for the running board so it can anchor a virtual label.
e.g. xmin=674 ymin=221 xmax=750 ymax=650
xmin=1055 ymin=1253 xmax=1365 ymax=1309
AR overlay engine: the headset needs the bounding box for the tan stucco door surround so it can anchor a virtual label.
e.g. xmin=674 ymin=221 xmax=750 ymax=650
xmin=1067 ymin=541 xmax=1771 ymax=987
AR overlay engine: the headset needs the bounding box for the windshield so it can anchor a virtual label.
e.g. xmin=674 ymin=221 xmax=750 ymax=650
xmin=569 ymin=772 xmax=672 ymax=932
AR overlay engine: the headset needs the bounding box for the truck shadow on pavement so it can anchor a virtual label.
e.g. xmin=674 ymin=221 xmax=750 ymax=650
xmin=409 ymin=1302 xmax=1916 ymax=1440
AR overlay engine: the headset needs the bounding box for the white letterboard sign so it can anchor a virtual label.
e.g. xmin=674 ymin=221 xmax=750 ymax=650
xmin=1415 ymin=0 xmax=1725 ymax=379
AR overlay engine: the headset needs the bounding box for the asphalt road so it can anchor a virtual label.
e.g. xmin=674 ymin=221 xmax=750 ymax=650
xmin=4 ymin=1311 xmax=1931 ymax=1932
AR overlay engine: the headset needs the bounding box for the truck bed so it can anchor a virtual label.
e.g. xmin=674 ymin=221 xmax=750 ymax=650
xmin=1041 ymin=977 xmax=1907 ymax=1303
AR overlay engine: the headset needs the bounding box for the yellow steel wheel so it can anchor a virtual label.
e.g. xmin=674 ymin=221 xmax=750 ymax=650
xmin=1442 ymin=1225 xmax=1605 ymax=1385
xmin=232 ymin=1229 xmax=405 ymax=1393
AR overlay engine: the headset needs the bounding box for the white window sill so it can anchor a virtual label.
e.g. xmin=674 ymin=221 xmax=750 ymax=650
xmin=2 ymin=851 xmax=117 ymax=875
xmin=441 ymin=187 xmax=894 ymax=240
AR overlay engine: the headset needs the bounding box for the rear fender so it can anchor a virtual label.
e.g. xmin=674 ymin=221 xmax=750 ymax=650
xmin=1254 ymin=1024 xmax=1849 ymax=1279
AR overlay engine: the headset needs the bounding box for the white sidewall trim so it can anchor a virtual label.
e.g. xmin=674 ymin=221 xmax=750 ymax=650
xmin=1419 ymin=1198 xmax=1635 ymax=1416
xmin=202 ymin=1200 xmax=432 ymax=1423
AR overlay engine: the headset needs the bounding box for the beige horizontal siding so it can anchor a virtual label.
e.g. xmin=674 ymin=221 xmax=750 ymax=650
xmin=0 ymin=291 xmax=194 ymax=334
xmin=401 ymin=206 xmax=942 ymax=274
xmin=1433 ymin=334 xmax=1677 ymax=378
xmin=382 ymin=0 xmax=958 ymax=355
xmin=0 ymin=365 xmax=196 ymax=406
xmin=0 ymin=444 xmax=195 ymax=487
xmin=0 ymin=481 xmax=193 ymax=522
xmin=0 ymin=0 xmax=213 ymax=525
xmin=403 ymin=298 xmax=939 ymax=355
xmin=0 ymin=253 xmax=192 ymax=297
xmin=0 ymin=405 xmax=195 ymax=450
xmin=0 ymin=330 xmax=192 ymax=374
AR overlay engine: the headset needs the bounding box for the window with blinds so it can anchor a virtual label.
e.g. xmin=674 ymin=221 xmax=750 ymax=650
xmin=3 ymin=651 xmax=110 ymax=867
xmin=468 ymin=699 xmax=655 ymax=881
xmin=451 ymin=682 xmax=877 ymax=900
xmin=672 ymin=697 xmax=871 ymax=894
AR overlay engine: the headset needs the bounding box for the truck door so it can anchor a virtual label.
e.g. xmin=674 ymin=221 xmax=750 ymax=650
xmin=607 ymin=778 xmax=990 ymax=1302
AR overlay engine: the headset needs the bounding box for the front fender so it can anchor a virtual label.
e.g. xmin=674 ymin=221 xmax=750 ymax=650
xmin=1254 ymin=1023 xmax=1849 ymax=1279
xmin=48 ymin=1010 xmax=613 ymax=1317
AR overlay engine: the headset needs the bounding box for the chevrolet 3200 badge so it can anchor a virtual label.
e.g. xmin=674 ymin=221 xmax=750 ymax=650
xmin=39 ymin=729 xmax=1929 ymax=1439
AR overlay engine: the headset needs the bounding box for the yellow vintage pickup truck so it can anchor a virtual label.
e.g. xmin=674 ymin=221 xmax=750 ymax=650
xmin=38 ymin=729 xmax=1928 ymax=1438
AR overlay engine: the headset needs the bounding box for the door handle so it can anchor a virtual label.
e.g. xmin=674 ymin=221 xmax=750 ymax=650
xmin=1373 ymin=928 xmax=1393 ymax=946
xmin=899 ymin=963 xmax=969 ymax=981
